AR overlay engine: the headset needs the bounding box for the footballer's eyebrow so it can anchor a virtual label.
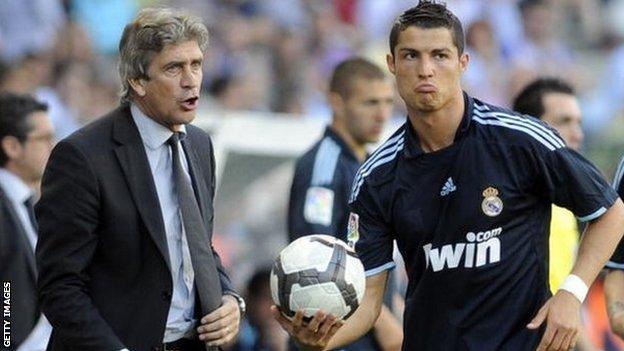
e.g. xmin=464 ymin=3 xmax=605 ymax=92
xmin=431 ymin=48 xmax=452 ymax=54
xmin=399 ymin=48 xmax=419 ymax=53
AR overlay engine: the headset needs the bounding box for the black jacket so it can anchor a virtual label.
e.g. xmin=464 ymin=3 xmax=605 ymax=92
xmin=36 ymin=105 xmax=235 ymax=351
xmin=0 ymin=184 xmax=39 ymax=349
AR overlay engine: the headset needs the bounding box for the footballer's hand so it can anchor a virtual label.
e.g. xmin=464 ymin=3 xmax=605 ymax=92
xmin=197 ymin=295 xmax=241 ymax=347
xmin=527 ymin=290 xmax=581 ymax=351
xmin=271 ymin=306 xmax=344 ymax=351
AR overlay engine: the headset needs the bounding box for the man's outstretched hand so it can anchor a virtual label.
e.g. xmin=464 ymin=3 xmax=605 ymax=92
xmin=271 ymin=306 xmax=344 ymax=351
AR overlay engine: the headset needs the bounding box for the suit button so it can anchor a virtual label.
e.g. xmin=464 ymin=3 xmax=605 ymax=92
xmin=161 ymin=291 xmax=172 ymax=301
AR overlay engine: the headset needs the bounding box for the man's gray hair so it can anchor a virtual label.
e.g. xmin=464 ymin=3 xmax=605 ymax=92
xmin=118 ymin=7 xmax=209 ymax=103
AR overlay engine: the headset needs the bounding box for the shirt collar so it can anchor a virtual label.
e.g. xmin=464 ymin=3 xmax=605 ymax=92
xmin=130 ymin=103 xmax=187 ymax=150
xmin=0 ymin=168 xmax=33 ymax=204
xmin=324 ymin=126 xmax=360 ymax=162
xmin=404 ymin=92 xmax=473 ymax=158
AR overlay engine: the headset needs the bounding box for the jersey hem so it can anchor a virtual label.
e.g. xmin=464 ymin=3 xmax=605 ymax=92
xmin=364 ymin=262 xmax=396 ymax=276
xmin=577 ymin=206 xmax=607 ymax=222
xmin=606 ymin=261 xmax=624 ymax=270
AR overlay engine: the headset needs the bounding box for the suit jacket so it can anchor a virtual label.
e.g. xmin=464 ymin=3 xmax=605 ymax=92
xmin=35 ymin=104 xmax=235 ymax=351
xmin=0 ymin=185 xmax=38 ymax=348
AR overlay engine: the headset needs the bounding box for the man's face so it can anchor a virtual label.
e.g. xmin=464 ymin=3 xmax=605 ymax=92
xmin=387 ymin=27 xmax=468 ymax=114
xmin=131 ymin=40 xmax=203 ymax=129
xmin=541 ymin=92 xmax=583 ymax=151
xmin=338 ymin=78 xmax=394 ymax=145
xmin=11 ymin=112 xmax=55 ymax=183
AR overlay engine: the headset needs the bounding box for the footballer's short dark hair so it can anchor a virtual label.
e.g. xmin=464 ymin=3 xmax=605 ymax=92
xmin=389 ymin=1 xmax=465 ymax=56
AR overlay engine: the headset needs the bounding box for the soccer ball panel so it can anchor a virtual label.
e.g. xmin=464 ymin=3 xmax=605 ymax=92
xmin=290 ymin=283 xmax=347 ymax=318
xmin=280 ymin=235 xmax=336 ymax=274
xmin=344 ymin=255 xmax=366 ymax=304
xmin=270 ymin=268 xmax=280 ymax=307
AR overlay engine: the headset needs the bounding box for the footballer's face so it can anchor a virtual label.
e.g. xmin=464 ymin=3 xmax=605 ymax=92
xmin=386 ymin=26 xmax=468 ymax=114
xmin=541 ymin=92 xmax=584 ymax=151
xmin=129 ymin=40 xmax=203 ymax=131
xmin=340 ymin=78 xmax=394 ymax=145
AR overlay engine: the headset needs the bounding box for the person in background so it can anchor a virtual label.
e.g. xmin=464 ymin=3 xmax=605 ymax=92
xmin=229 ymin=268 xmax=288 ymax=351
xmin=604 ymin=155 xmax=624 ymax=340
xmin=287 ymin=57 xmax=403 ymax=351
xmin=513 ymin=77 xmax=598 ymax=351
xmin=0 ymin=92 xmax=55 ymax=351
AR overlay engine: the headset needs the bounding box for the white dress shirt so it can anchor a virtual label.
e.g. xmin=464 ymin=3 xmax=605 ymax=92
xmin=0 ymin=169 xmax=52 ymax=351
xmin=130 ymin=104 xmax=197 ymax=343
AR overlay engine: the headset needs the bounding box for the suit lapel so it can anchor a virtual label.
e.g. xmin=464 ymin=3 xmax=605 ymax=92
xmin=181 ymin=137 xmax=213 ymax=234
xmin=112 ymin=108 xmax=172 ymax=270
xmin=0 ymin=188 xmax=36 ymax=279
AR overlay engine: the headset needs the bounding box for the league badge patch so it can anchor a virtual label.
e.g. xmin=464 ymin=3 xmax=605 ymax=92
xmin=347 ymin=212 xmax=360 ymax=247
xmin=481 ymin=186 xmax=503 ymax=217
xmin=304 ymin=187 xmax=334 ymax=226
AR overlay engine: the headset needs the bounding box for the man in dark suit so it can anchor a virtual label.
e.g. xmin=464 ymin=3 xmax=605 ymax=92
xmin=35 ymin=8 xmax=243 ymax=351
xmin=0 ymin=92 xmax=55 ymax=351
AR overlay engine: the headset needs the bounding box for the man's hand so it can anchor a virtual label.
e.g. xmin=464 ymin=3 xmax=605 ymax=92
xmin=605 ymin=269 xmax=624 ymax=338
xmin=527 ymin=290 xmax=581 ymax=351
xmin=197 ymin=295 xmax=241 ymax=347
xmin=271 ymin=306 xmax=344 ymax=351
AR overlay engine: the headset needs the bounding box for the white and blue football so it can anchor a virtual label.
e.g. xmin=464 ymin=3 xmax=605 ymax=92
xmin=270 ymin=234 xmax=365 ymax=321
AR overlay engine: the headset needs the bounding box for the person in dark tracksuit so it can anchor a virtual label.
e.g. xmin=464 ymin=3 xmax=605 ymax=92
xmin=287 ymin=57 xmax=403 ymax=351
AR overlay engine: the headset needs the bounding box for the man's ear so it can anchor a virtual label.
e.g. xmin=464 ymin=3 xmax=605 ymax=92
xmin=128 ymin=78 xmax=148 ymax=97
xmin=328 ymin=91 xmax=344 ymax=115
xmin=459 ymin=52 xmax=470 ymax=73
xmin=1 ymin=136 xmax=22 ymax=161
xmin=386 ymin=53 xmax=396 ymax=75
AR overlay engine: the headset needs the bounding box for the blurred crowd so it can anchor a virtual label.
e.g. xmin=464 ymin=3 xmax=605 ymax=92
xmin=3 ymin=1 xmax=624 ymax=350
xmin=2 ymin=0 xmax=624 ymax=142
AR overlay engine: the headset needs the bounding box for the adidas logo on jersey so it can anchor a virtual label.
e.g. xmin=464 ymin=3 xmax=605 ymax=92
xmin=422 ymin=227 xmax=502 ymax=272
xmin=440 ymin=177 xmax=457 ymax=196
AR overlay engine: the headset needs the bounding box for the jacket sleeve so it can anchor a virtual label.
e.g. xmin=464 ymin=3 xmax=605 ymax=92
xmin=35 ymin=140 xmax=126 ymax=350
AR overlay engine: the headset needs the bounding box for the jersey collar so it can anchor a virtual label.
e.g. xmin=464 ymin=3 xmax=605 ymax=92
xmin=324 ymin=126 xmax=360 ymax=162
xmin=404 ymin=92 xmax=474 ymax=158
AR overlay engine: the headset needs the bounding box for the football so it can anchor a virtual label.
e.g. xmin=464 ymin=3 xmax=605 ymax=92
xmin=270 ymin=234 xmax=366 ymax=321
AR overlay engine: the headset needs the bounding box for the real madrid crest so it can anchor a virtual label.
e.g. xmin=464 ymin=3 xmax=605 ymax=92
xmin=481 ymin=187 xmax=503 ymax=217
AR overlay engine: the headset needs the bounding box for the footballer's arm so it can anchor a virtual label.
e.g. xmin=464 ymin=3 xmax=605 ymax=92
xmin=272 ymin=271 xmax=388 ymax=351
xmin=605 ymin=269 xmax=624 ymax=338
xmin=372 ymin=303 xmax=403 ymax=351
xmin=529 ymin=199 xmax=624 ymax=350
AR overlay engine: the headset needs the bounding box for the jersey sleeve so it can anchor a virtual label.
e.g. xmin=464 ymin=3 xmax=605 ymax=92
xmin=287 ymin=162 xmax=343 ymax=242
xmin=534 ymin=146 xmax=618 ymax=222
xmin=606 ymin=155 xmax=624 ymax=269
xmin=348 ymin=179 xmax=395 ymax=277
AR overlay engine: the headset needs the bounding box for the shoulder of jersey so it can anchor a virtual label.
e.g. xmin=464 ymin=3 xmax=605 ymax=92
xmin=471 ymin=98 xmax=566 ymax=152
xmin=349 ymin=125 xmax=406 ymax=203
xmin=295 ymin=138 xmax=325 ymax=169
xmin=298 ymin=136 xmax=345 ymax=187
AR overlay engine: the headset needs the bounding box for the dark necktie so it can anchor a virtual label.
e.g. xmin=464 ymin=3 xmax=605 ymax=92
xmin=23 ymin=195 xmax=37 ymax=232
xmin=168 ymin=133 xmax=222 ymax=350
